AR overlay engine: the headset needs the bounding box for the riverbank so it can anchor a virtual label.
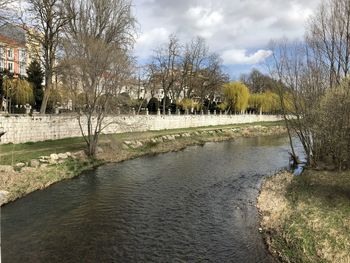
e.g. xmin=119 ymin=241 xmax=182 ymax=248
xmin=257 ymin=170 xmax=350 ymax=263
xmin=0 ymin=122 xmax=285 ymax=205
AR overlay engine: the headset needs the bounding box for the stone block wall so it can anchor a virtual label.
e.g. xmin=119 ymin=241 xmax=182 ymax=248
xmin=0 ymin=114 xmax=282 ymax=144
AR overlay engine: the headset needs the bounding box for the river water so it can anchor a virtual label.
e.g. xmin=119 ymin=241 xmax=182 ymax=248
xmin=2 ymin=135 xmax=291 ymax=263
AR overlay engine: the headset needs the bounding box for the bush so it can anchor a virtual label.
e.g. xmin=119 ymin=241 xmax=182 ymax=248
xmin=130 ymin=98 xmax=148 ymax=109
xmin=313 ymin=80 xmax=350 ymax=169
xmin=160 ymin=96 xmax=171 ymax=111
xmin=147 ymin=97 xmax=160 ymax=113
xmin=177 ymin=98 xmax=192 ymax=110
xmin=46 ymin=88 xmax=62 ymax=113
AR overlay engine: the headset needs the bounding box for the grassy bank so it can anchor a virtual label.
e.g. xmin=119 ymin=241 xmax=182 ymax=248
xmin=0 ymin=121 xmax=283 ymax=165
xmin=0 ymin=121 xmax=285 ymax=205
xmin=258 ymin=170 xmax=350 ymax=263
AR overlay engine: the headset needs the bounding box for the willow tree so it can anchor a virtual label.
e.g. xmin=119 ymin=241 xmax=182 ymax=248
xmin=249 ymin=91 xmax=280 ymax=114
xmin=61 ymin=0 xmax=136 ymax=157
xmin=3 ymin=78 xmax=34 ymax=112
xmin=222 ymin=82 xmax=250 ymax=113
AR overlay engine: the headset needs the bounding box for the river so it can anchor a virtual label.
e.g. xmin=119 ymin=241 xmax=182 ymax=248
xmin=2 ymin=135 xmax=291 ymax=262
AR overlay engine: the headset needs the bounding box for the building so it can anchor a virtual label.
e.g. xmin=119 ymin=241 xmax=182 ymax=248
xmin=0 ymin=34 xmax=27 ymax=76
xmin=0 ymin=23 xmax=41 ymax=77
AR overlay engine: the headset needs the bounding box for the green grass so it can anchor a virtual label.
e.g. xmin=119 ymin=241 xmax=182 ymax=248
xmin=2 ymin=158 xmax=102 ymax=204
xmin=0 ymin=137 xmax=86 ymax=165
xmin=0 ymin=121 xmax=284 ymax=165
xmin=272 ymin=170 xmax=350 ymax=263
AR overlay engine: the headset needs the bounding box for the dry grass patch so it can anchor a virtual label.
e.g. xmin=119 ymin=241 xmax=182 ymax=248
xmin=258 ymin=170 xmax=350 ymax=263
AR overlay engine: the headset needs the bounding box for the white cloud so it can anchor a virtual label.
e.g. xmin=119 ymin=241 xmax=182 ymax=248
xmin=288 ymin=3 xmax=314 ymax=22
xmin=185 ymin=6 xmax=224 ymax=38
xmin=133 ymin=0 xmax=322 ymax=73
xmin=135 ymin=27 xmax=169 ymax=58
xmin=187 ymin=6 xmax=223 ymax=28
xmin=222 ymin=49 xmax=272 ymax=65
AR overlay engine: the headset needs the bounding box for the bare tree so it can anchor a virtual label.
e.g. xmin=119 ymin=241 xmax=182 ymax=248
xmin=145 ymin=63 xmax=161 ymax=99
xmin=306 ymin=0 xmax=350 ymax=88
xmin=151 ymin=34 xmax=180 ymax=114
xmin=133 ymin=65 xmax=150 ymax=114
xmin=267 ymin=33 xmax=346 ymax=168
xmin=181 ymin=37 xmax=208 ymax=99
xmin=240 ymin=69 xmax=278 ymax=93
xmin=21 ymin=0 xmax=69 ymax=114
xmin=61 ymin=0 xmax=136 ymax=157
xmin=267 ymin=39 xmax=305 ymax=163
xmin=203 ymin=53 xmax=229 ymax=105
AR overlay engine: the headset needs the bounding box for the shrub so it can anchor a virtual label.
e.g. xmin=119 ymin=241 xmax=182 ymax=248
xmin=313 ymin=80 xmax=350 ymax=169
xmin=147 ymin=97 xmax=160 ymax=113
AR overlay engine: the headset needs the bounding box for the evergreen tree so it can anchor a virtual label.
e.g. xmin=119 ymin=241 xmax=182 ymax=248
xmin=26 ymin=60 xmax=44 ymax=111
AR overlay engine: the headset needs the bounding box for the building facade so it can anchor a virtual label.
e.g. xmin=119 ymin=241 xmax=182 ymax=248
xmin=0 ymin=23 xmax=40 ymax=77
xmin=0 ymin=34 xmax=27 ymax=76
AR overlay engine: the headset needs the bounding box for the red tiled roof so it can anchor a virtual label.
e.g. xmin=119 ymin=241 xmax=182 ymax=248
xmin=0 ymin=34 xmax=26 ymax=48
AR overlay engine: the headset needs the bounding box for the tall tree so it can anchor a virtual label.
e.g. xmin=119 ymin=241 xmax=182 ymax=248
xmin=22 ymin=0 xmax=69 ymax=114
xmin=182 ymin=37 xmax=208 ymax=99
xmin=194 ymin=53 xmax=228 ymax=106
xmin=306 ymin=0 xmax=350 ymax=88
xmin=151 ymin=34 xmax=180 ymax=114
xmin=61 ymin=0 xmax=136 ymax=157
xmin=26 ymin=59 xmax=44 ymax=111
xmin=240 ymin=69 xmax=278 ymax=93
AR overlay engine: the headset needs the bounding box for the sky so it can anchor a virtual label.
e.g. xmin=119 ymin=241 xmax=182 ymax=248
xmin=132 ymin=0 xmax=322 ymax=79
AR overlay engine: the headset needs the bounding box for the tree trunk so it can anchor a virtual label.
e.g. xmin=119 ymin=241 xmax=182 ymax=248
xmin=88 ymin=140 xmax=97 ymax=158
xmin=40 ymin=91 xmax=49 ymax=114
xmin=162 ymin=94 xmax=166 ymax=115
xmin=40 ymin=74 xmax=52 ymax=114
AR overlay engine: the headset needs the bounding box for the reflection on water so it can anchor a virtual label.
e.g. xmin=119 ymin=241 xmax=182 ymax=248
xmin=2 ymin=135 xmax=291 ymax=263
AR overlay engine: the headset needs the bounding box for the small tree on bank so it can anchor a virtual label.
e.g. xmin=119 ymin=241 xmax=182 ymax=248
xmin=267 ymin=4 xmax=350 ymax=170
xmin=61 ymin=0 xmax=136 ymax=158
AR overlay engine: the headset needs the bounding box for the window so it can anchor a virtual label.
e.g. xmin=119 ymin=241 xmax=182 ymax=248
xmin=7 ymin=48 xmax=13 ymax=59
xmin=0 ymin=60 xmax=3 ymax=71
xmin=19 ymin=49 xmax=26 ymax=62
xmin=20 ymin=63 xmax=26 ymax=76
xmin=8 ymin=62 xmax=13 ymax=72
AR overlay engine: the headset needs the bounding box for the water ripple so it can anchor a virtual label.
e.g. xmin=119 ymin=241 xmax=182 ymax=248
xmin=2 ymin=135 xmax=290 ymax=263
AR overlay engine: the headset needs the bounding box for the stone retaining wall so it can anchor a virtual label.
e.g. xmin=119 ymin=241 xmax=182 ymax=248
xmin=0 ymin=114 xmax=282 ymax=144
